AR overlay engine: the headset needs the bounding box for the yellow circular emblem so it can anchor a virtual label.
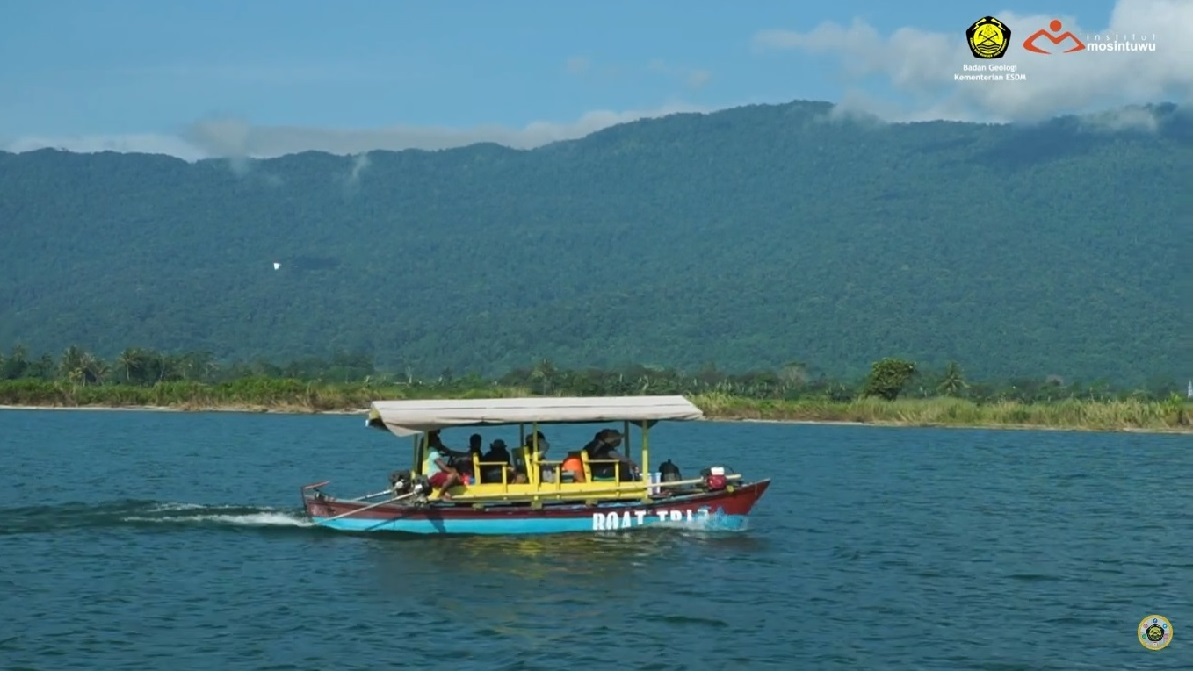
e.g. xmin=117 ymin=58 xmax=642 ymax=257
xmin=965 ymin=16 xmax=1012 ymax=59
xmin=1138 ymin=615 xmax=1173 ymax=651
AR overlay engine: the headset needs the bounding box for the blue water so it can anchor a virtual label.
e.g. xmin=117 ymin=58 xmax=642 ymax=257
xmin=0 ymin=409 xmax=1190 ymax=670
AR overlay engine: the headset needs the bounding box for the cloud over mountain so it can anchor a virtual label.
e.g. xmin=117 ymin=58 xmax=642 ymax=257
xmin=752 ymin=0 xmax=1192 ymax=123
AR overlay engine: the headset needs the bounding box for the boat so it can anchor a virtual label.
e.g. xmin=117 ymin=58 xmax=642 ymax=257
xmin=299 ymin=395 xmax=771 ymax=536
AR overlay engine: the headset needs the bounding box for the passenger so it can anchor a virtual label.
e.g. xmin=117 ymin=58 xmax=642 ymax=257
xmin=561 ymin=452 xmax=586 ymax=482
xmin=515 ymin=431 xmax=550 ymax=482
xmin=423 ymin=440 xmax=463 ymax=501
xmin=480 ymin=438 xmax=517 ymax=483
xmin=461 ymin=433 xmax=486 ymax=482
xmin=454 ymin=434 xmax=483 ymax=485
xmin=585 ymin=429 xmax=639 ymax=479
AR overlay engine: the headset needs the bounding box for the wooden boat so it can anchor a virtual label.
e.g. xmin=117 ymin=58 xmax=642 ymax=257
xmin=300 ymin=395 xmax=770 ymax=536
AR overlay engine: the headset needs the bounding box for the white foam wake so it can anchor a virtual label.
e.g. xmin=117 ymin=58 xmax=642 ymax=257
xmin=122 ymin=510 xmax=313 ymax=528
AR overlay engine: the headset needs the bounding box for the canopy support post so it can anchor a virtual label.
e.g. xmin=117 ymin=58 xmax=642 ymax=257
xmin=530 ymin=422 xmax=541 ymax=487
xmin=639 ymin=420 xmax=649 ymax=484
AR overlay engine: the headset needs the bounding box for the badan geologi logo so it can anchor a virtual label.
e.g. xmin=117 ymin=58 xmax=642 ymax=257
xmin=1023 ymin=19 xmax=1086 ymax=54
xmin=966 ymin=16 xmax=1012 ymax=58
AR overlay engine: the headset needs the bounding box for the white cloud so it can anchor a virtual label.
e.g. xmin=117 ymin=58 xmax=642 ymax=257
xmin=4 ymin=133 xmax=211 ymax=161
xmin=687 ymin=69 xmax=712 ymax=89
xmin=4 ymin=0 xmax=1181 ymax=163
xmin=565 ymin=56 xmax=591 ymax=75
xmin=751 ymin=0 xmax=1192 ymax=122
xmin=348 ymin=152 xmax=371 ymax=181
xmin=645 ymin=59 xmax=712 ymax=90
xmin=2 ymin=103 xmax=714 ymax=160
xmin=184 ymin=103 xmax=716 ymax=158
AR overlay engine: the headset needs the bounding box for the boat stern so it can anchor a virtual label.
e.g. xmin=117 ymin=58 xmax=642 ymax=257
xmin=300 ymin=481 xmax=333 ymax=518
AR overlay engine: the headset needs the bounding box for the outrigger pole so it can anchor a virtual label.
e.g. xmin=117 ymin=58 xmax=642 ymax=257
xmin=321 ymin=492 xmax=415 ymax=522
xmin=349 ymin=488 xmax=398 ymax=501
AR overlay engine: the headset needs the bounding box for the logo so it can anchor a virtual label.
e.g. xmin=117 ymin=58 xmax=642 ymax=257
xmin=1023 ymin=19 xmax=1086 ymax=54
xmin=1138 ymin=615 xmax=1173 ymax=651
xmin=966 ymin=16 xmax=1012 ymax=58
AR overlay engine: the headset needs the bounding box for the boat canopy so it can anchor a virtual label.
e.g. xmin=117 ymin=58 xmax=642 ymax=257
xmin=365 ymin=395 xmax=705 ymax=437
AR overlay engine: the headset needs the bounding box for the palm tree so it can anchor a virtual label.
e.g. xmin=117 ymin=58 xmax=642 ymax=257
xmin=118 ymin=347 xmax=148 ymax=384
xmin=59 ymin=345 xmax=85 ymax=382
xmin=938 ymin=361 xmax=968 ymax=396
xmin=779 ymin=361 xmax=809 ymax=390
xmin=177 ymin=351 xmax=215 ymax=381
xmin=82 ymin=352 xmax=108 ymax=385
xmin=531 ymin=358 xmax=557 ymax=395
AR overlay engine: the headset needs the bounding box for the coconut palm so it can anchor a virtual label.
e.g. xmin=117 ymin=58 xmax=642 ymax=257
xmin=938 ymin=361 xmax=968 ymax=396
xmin=59 ymin=346 xmax=86 ymax=382
xmin=531 ymin=358 xmax=557 ymax=395
xmin=118 ymin=347 xmax=148 ymax=384
xmin=81 ymin=352 xmax=109 ymax=385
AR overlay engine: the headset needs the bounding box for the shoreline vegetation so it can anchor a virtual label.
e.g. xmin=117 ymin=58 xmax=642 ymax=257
xmin=0 ymin=397 xmax=1190 ymax=435
xmin=0 ymin=346 xmax=1190 ymax=434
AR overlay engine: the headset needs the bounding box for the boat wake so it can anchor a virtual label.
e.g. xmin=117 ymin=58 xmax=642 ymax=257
xmin=654 ymin=514 xmax=749 ymax=533
xmin=0 ymin=499 xmax=313 ymax=536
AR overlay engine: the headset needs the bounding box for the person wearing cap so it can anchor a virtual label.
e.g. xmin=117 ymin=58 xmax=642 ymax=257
xmin=584 ymin=429 xmax=639 ymax=480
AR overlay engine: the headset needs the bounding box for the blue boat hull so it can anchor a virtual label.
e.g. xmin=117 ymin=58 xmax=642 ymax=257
xmin=312 ymin=508 xmax=747 ymax=535
xmin=303 ymin=480 xmax=770 ymax=536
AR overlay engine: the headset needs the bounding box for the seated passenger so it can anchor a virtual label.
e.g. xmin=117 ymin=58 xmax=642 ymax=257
xmin=584 ymin=429 xmax=639 ymax=479
xmin=560 ymin=452 xmax=586 ymax=482
xmin=451 ymin=433 xmax=484 ymax=484
xmin=453 ymin=434 xmax=483 ymax=485
xmin=480 ymin=438 xmax=517 ymax=483
xmin=516 ymin=431 xmax=555 ymax=483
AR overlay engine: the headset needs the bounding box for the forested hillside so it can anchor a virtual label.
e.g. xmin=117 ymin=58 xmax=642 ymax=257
xmin=0 ymin=100 xmax=1190 ymax=386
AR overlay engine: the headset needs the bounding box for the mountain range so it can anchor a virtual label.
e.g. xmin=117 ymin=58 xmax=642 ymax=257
xmin=0 ymin=100 xmax=1191 ymax=386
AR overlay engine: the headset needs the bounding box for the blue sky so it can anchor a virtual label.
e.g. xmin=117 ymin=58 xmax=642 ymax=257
xmin=1 ymin=0 xmax=1187 ymax=158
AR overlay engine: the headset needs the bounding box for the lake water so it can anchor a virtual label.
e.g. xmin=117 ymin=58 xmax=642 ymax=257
xmin=0 ymin=409 xmax=1190 ymax=670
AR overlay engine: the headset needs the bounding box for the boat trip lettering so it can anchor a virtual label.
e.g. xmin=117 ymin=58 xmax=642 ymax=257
xmin=591 ymin=507 xmax=711 ymax=530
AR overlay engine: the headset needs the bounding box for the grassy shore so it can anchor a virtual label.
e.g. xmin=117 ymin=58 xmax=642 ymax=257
xmin=691 ymin=394 xmax=1192 ymax=434
xmin=0 ymin=379 xmax=1190 ymax=434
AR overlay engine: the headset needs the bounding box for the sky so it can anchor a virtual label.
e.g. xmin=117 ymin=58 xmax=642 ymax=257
xmin=0 ymin=0 xmax=1190 ymax=159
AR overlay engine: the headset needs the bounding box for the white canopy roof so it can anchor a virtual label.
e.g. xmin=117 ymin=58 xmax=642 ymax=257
xmin=366 ymin=395 xmax=705 ymax=437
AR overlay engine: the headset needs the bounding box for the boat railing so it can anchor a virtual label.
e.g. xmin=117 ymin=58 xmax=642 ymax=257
xmin=530 ymin=453 xmax=634 ymax=484
xmin=472 ymin=458 xmax=516 ymax=487
xmin=537 ymin=458 xmax=566 ymax=485
xmin=581 ymin=452 xmax=631 ymax=484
